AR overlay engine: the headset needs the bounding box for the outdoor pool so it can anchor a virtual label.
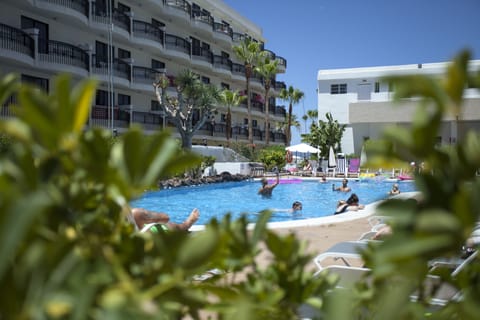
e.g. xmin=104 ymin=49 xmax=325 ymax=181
xmin=131 ymin=178 xmax=417 ymax=225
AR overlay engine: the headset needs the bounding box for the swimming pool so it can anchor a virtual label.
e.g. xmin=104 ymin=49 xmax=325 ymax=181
xmin=131 ymin=179 xmax=416 ymax=225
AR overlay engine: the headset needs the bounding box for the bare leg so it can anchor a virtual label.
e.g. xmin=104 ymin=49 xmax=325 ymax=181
xmin=167 ymin=208 xmax=200 ymax=231
xmin=132 ymin=208 xmax=170 ymax=229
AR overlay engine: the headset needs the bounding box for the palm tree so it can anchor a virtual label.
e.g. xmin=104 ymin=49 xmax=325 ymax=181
xmin=219 ymin=89 xmax=245 ymax=147
xmin=255 ymin=58 xmax=279 ymax=145
xmin=153 ymin=69 xmax=220 ymax=149
xmin=233 ymin=38 xmax=265 ymax=146
xmin=279 ymin=86 xmax=304 ymax=146
xmin=277 ymin=113 xmax=301 ymax=142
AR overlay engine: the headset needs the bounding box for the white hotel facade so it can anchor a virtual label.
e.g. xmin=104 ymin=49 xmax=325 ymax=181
xmin=317 ymin=60 xmax=480 ymax=156
xmin=0 ymin=0 xmax=288 ymax=146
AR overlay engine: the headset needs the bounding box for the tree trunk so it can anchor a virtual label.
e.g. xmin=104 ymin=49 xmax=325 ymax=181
xmin=265 ymin=88 xmax=270 ymax=145
xmin=286 ymin=102 xmax=293 ymax=147
xmin=226 ymin=109 xmax=231 ymax=147
xmin=245 ymin=65 xmax=253 ymax=147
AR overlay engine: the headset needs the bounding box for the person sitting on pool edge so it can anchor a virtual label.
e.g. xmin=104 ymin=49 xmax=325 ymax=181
xmin=131 ymin=207 xmax=200 ymax=232
xmin=332 ymin=178 xmax=351 ymax=192
xmin=258 ymin=170 xmax=280 ymax=197
xmin=334 ymin=193 xmax=365 ymax=215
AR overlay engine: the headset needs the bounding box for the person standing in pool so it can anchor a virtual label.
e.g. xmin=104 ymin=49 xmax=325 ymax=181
xmin=332 ymin=178 xmax=351 ymax=192
xmin=258 ymin=172 xmax=280 ymax=197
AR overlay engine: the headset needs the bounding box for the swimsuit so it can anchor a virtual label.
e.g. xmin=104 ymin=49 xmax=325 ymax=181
xmin=334 ymin=204 xmax=349 ymax=215
xmin=149 ymin=224 xmax=170 ymax=233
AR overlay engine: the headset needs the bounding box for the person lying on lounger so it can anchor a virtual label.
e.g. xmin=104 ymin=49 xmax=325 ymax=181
xmin=334 ymin=193 xmax=364 ymax=215
xmin=131 ymin=207 xmax=199 ymax=232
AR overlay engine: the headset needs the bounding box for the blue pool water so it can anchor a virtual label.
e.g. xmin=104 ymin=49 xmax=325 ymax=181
xmin=131 ymin=179 xmax=416 ymax=225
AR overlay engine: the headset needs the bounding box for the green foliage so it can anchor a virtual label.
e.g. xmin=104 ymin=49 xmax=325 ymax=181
xmin=257 ymin=145 xmax=286 ymax=171
xmin=302 ymin=112 xmax=346 ymax=158
xmin=320 ymin=50 xmax=480 ymax=318
xmin=0 ymin=74 xmax=333 ymax=318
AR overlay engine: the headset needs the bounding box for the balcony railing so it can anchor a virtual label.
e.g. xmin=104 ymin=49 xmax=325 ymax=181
xmin=232 ymin=32 xmax=246 ymax=43
xmin=38 ymin=39 xmax=89 ymax=70
xmin=192 ymin=46 xmax=213 ymax=64
xmin=133 ymin=20 xmax=164 ymax=46
xmin=39 ymin=0 xmax=89 ymax=17
xmin=165 ymin=34 xmax=190 ymax=55
xmin=92 ymin=55 xmax=130 ymax=80
xmin=213 ymin=23 xmax=233 ymax=38
xmin=232 ymin=63 xmax=245 ymax=76
xmin=192 ymin=13 xmax=214 ymax=27
xmin=91 ymin=5 xmax=130 ymax=33
xmin=164 ymin=0 xmax=191 ymax=15
xmin=0 ymin=23 xmax=34 ymax=58
xmin=133 ymin=66 xmax=159 ymax=85
xmin=213 ymin=55 xmax=232 ymax=71
xmin=276 ymin=56 xmax=287 ymax=68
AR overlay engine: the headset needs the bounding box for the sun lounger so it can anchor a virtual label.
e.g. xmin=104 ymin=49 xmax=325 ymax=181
xmin=347 ymin=158 xmax=360 ymax=178
xmin=313 ymin=240 xmax=372 ymax=273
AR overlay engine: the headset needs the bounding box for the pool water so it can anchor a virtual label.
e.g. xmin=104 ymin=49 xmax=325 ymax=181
xmin=131 ymin=179 xmax=416 ymax=225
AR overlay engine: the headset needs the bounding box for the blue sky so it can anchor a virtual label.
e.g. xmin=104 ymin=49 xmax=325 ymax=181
xmin=223 ymin=0 xmax=480 ymax=144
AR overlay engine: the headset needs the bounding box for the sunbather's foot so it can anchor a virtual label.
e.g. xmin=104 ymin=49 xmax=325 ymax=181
xmin=185 ymin=208 xmax=200 ymax=227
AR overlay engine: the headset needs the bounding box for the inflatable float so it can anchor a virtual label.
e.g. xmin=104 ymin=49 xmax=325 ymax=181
xmin=267 ymin=178 xmax=303 ymax=184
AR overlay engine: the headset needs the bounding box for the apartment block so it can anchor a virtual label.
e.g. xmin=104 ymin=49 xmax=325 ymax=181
xmin=317 ymin=60 xmax=480 ymax=155
xmin=0 ymin=0 xmax=288 ymax=146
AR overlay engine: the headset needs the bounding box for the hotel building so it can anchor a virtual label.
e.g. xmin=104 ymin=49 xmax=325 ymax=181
xmin=317 ymin=60 xmax=480 ymax=155
xmin=0 ymin=0 xmax=288 ymax=146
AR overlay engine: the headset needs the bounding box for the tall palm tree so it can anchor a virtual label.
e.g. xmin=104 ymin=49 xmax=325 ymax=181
xmin=233 ymin=38 xmax=265 ymax=146
xmin=254 ymin=58 xmax=279 ymax=145
xmin=219 ymin=89 xmax=245 ymax=147
xmin=279 ymin=86 xmax=304 ymax=146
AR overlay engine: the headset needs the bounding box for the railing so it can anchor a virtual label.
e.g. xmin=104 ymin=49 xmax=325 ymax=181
xmin=275 ymin=106 xmax=286 ymax=117
xmin=133 ymin=66 xmax=159 ymax=85
xmin=276 ymin=56 xmax=287 ymax=68
xmin=213 ymin=23 xmax=233 ymax=38
xmin=0 ymin=23 xmax=34 ymax=58
xmin=263 ymin=49 xmax=276 ymax=60
xmin=164 ymin=0 xmax=191 ymax=15
xmin=133 ymin=20 xmax=164 ymax=46
xmin=38 ymin=39 xmax=89 ymax=70
xmin=91 ymin=55 xmax=130 ymax=80
xmin=231 ymin=63 xmax=245 ymax=76
xmin=275 ymin=81 xmax=286 ymax=91
xmin=213 ymin=55 xmax=232 ymax=71
xmin=192 ymin=13 xmax=214 ymax=27
xmin=165 ymin=34 xmax=190 ymax=55
xmin=232 ymin=32 xmax=246 ymax=43
xmin=191 ymin=46 xmax=213 ymax=64
xmin=91 ymin=5 xmax=130 ymax=33
xmin=39 ymin=0 xmax=89 ymax=17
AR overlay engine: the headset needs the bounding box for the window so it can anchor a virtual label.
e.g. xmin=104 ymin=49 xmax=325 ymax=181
xmin=152 ymin=59 xmax=165 ymax=70
xmin=117 ymin=3 xmax=131 ymax=14
xmin=96 ymin=90 xmax=109 ymax=106
xmin=151 ymin=100 xmax=161 ymax=111
xmin=252 ymin=120 xmax=257 ymax=128
xmin=201 ymin=76 xmax=210 ymax=84
xmin=118 ymin=48 xmax=130 ymax=59
xmin=21 ymin=16 xmax=49 ymax=54
xmin=22 ymin=74 xmax=49 ymax=92
xmin=221 ymin=82 xmax=230 ymax=90
xmin=330 ymin=83 xmax=347 ymax=94
xmin=221 ymin=113 xmax=226 ymax=122
xmin=374 ymin=82 xmax=380 ymax=93
xmin=95 ymin=41 xmax=111 ymax=64
xmin=117 ymin=94 xmax=130 ymax=106
xmin=151 ymin=18 xmax=165 ymax=28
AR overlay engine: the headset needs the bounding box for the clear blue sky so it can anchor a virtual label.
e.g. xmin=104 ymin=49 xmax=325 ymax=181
xmin=223 ymin=0 xmax=480 ymax=144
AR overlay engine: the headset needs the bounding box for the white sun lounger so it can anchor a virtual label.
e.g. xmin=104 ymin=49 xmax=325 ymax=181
xmin=313 ymin=240 xmax=372 ymax=273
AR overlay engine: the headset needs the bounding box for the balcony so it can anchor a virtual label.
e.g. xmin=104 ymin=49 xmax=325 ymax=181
xmin=163 ymin=0 xmax=191 ymax=27
xmin=91 ymin=55 xmax=131 ymax=86
xmin=213 ymin=55 xmax=232 ymax=76
xmin=164 ymin=34 xmax=190 ymax=63
xmin=213 ymin=23 xmax=233 ymax=48
xmin=275 ymin=56 xmax=287 ymax=73
xmin=91 ymin=5 xmax=130 ymax=39
xmin=36 ymin=0 xmax=89 ymax=24
xmin=231 ymin=62 xmax=245 ymax=82
xmin=191 ymin=14 xmax=214 ymax=37
xmin=0 ymin=23 xmax=35 ymax=63
xmin=191 ymin=46 xmax=213 ymax=71
xmin=232 ymin=32 xmax=247 ymax=44
xmin=132 ymin=66 xmax=160 ymax=91
xmin=38 ymin=39 xmax=89 ymax=75
xmin=132 ymin=20 xmax=164 ymax=50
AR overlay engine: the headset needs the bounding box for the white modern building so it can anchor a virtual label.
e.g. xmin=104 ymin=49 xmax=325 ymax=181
xmin=317 ymin=60 xmax=480 ymax=155
xmin=0 ymin=0 xmax=288 ymax=146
